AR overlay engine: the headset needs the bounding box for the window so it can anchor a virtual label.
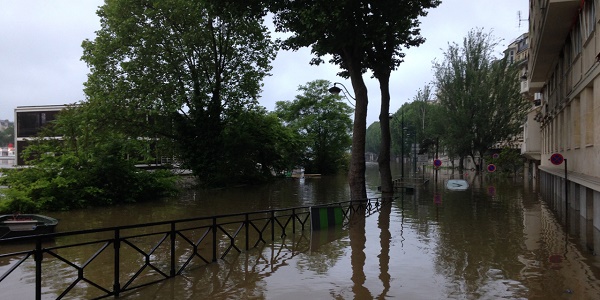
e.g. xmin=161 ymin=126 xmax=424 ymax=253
xmin=16 ymin=110 xmax=60 ymax=138
xmin=571 ymin=21 xmax=582 ymax=56
xmin=585 ymin=88 xmax=594 ymax=145
xmin=580 ymin=0 xmax=596 ymax=40
xmin=572 ymin=98 xmax=581 ymax=148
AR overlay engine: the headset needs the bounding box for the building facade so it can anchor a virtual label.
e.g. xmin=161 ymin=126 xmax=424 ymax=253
xmin=14 ymin=105 xmax=68 ymax=165
xmin=525 ymin=0 xmax=600 ymax=230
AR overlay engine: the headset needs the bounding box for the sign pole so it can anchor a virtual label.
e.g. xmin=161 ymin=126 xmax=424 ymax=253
xmin=565 ymin=158 xmax=568 ymax=217
xmin=549 ymin=153 xmax=567 ymax=220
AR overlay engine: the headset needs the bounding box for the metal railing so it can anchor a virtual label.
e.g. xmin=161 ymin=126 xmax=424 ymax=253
xmin=0 ymin=198 xmax=384 ymax=299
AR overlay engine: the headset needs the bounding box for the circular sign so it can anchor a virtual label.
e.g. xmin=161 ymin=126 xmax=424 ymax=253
xmin=550 ymin=153 xmax=564 ymax=165
xmin=487 ymin=164 xmax=496 ymax=172
xmin=433 ymin=159 xmax=442 ymax=167
xmin=492 ymin=153 xmax=499 ymax=159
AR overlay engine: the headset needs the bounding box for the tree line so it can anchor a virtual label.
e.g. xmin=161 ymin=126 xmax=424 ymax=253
xmin=0 ymin=78 xmax=352 ymax=213
xmin=368 ymin=30 xmax=528 ymax=172
xmin=1 ymin=0 xmax=526 ymax=213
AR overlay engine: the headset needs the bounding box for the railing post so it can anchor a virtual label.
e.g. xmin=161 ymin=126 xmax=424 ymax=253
xmin=212 ymin=217 xmax=218 ymax=262
xmin=271 ymin=211 xmax=275 ymax=241
xmin=113 ymin=229 xmax=121 ymax=297
xmin=245 ymin=213 xmax=249 ymax=251
xmin=34 ymin=239 xmax=42 ymax=300
xmin=292 ymin=208 xmax=296 ymax=234
xmin=170 ymin=222 xmax=176 ymax=277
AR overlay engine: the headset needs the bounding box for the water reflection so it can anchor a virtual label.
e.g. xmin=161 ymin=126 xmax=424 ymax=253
xmin=349 ymin=211 xmax=371 ymax=299
xmin=4 ymin=163 xmax=600 ymax=299
xmin=376 ymin=200 xmax=391 ymax=299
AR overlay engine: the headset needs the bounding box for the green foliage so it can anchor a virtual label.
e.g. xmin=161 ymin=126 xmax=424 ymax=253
xmin=433 ymin=29 xmax=528 ymax=168
xmin=487 ymin=148 xmax=524 ymax=176
xmin=0 ymin=106 xmax=178 ymax=213
xmin=366 ymin=122 xmax=381 ymax=155
xmin=81 ymin=0 xmax=278 ymax=187
xmin=275 ymin=80 xmax=353 ymax=175
xmin=221 ymin=108 xmax=303 ymax=183
xmin=271 ymin=0 xmax=440 ymax=198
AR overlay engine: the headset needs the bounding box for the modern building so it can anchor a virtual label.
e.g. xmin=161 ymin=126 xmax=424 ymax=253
xmin=14 ymin=105 xmax=69 ymax=165
xmin=525 ymin=0 xmax=600 ymax=230
xmin=13 ymin=104 xmax=173 ymax=167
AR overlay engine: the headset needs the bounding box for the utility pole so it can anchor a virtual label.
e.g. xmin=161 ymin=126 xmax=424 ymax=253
xmin=401 ymin=110 xmax=404 ymax=179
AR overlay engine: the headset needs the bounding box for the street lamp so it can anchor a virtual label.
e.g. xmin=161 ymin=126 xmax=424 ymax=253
xmin=400 ymin=110 xmax=405 ymax=179
xmin=328 ymin=82 xmax=356 ymax=107
xmin=413 ymin=130 xmax=417 ymax=175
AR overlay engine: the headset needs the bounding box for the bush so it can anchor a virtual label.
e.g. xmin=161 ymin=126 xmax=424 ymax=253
xmin=0 ymin=148 xmax=178 ymax=214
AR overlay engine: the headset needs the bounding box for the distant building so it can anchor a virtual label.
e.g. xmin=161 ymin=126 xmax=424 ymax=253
xmin=13 ymin=104 xmax=173 ymax=167
xmin=0 ymin=119 xmax=10 ymax=131
xmin=14 ymin=105 xmax=68 ymax=165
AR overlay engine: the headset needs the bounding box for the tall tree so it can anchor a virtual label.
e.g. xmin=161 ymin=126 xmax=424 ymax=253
xmin=433 ymin=29 xmax=527 ymax=171
xmin=271 ymin=0 xmax=440 ymax=200
xmin=271 ymin=1 xmax=369 ymax=199
xmin=275 ymin=80 xmax=353 ymax=175
xmin=363 ymin=0 xmax=440 ymax=196
xmin=81 ymin=0 xmax=278 ymax=186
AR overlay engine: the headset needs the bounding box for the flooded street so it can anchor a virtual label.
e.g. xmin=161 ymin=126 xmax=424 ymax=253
xmin=3 ymin=162 xmax=600 ymax=299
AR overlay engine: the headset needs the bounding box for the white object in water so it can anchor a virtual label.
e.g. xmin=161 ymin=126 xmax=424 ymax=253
xmin=446 ymin=179 xmax=469 ymax=191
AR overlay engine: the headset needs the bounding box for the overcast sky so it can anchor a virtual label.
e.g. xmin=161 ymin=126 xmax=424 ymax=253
xmin=0 ymin=0 xmax=529 ymax=125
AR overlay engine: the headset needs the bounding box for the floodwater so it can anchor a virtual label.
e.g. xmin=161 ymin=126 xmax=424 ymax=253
xmin=2 ymin=162 xmax=600 ymax=299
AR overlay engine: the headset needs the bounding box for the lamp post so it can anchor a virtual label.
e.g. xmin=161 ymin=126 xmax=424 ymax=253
xmin=400 ymin=110 xmax=405 ymax=179
xmin=328 ymin=82 xmax=356 ymax=107
xmin=413 ymin=130 xmax=417 ymax=175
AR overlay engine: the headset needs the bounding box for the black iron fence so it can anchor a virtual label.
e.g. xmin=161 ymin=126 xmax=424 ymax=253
xmin=0 ymin=198 xmax=385 ymax=299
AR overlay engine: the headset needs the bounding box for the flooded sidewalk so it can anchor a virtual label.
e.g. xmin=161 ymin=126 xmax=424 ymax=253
xmin=120 ymin=178 xmax=600 ymax=299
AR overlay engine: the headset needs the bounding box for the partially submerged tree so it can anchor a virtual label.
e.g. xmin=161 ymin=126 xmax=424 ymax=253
xmin=271 ymin=1 xmax=370 ymax=200
xmin=363 ymin=0 xmax=440 ymax=196
xmin=81 ymin=0 xmax=278 ymax=186
xmin=271 ymin=0 xmax=440 ymax=199
xmin=275 ymin=80 xmax=353 ymax=175
xmin=433 ymin=29 xmax=527 ymax=171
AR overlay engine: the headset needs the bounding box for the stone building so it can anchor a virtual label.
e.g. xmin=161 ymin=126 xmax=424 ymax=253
xmin=525 ymin=0 xmax=600 ymax=230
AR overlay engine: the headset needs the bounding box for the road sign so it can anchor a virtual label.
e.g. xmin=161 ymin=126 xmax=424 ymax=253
xmin=433 ymin=159 xmax=442 ymax=167
xmin=492 ymin=153 xmax=499 ymax=159
xmin=487 ymin=164 xmax=496 ymax=172
xmin=417 ymin=154 xmax=428 ymax=163
xmin=434 ymin=194 xmax=442 ymax=204
xmin=550 ymin=153 xmax=564 ymax=165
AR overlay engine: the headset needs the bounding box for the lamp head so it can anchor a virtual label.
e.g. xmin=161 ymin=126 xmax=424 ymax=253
xmin=328 ymin=85 xmax=342 ymax=95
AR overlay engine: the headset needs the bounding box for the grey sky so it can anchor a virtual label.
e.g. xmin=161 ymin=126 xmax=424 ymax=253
xmin=0 ymin=0 xmax=529 ymax=125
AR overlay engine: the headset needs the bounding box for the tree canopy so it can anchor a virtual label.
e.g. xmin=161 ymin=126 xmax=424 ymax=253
xmin=81 ymin=0 xmax=279 ymax=186
xmin=275 ymin=80 xmax=353 ymax=175
xmin=431 ymin=29 xmax=527 ymax=170
xmin=271 ymin=0 xmax=440 ymax=199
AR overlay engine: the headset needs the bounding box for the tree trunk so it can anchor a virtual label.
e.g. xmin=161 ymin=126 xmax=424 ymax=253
xmin=346 ymin=57 xmax=368 ymax=201
xmin=377 ymin=77 xmax=393 ymax=195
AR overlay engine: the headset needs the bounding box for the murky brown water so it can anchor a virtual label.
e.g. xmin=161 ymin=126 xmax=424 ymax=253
xmin=2 ymin=162 xmax=600 ymax=299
